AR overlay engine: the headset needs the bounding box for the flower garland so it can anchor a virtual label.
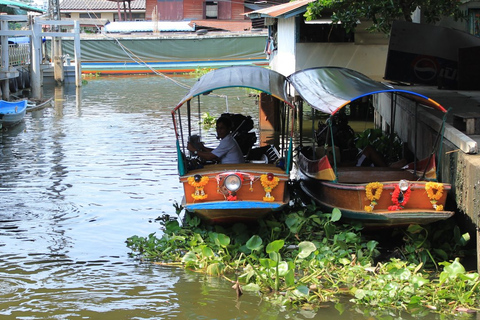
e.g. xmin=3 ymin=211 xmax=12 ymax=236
xmin=364 ymin=182 xmax=383 ymax=212
xmin=388 ymin=184 xmax=411 ymax=211
xmin=260 ymin=173 xmax=279 ymax=202
xmin=425 ymin=182 xmax=444 ymax=211
xmin=187 ymin=175 xmax=209 ymax=201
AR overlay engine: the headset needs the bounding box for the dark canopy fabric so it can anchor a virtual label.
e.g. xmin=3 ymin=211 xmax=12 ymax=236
xmin=288 ymin=67 xmax=447 ymax=115
xmin=173 ymin=66 xmax=292 ymax=111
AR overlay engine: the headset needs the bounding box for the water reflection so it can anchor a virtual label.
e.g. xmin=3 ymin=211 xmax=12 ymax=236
xmin=0 ymin=75 xmax=440 ymax=319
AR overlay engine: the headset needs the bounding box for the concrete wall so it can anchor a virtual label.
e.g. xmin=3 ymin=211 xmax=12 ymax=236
xmin=296 ymin=43 xmax=388 ymax=81
xmin=270 ymin=17 xmax=297 ymax=76
xmin=375 ymin=92 xmax=480 ymax=269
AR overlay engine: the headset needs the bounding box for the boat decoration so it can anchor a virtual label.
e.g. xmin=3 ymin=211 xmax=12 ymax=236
xmin=288 ymin=67 xmax=454 ymax=227
xmin=171 ymin=66 xmax=295 ymax=223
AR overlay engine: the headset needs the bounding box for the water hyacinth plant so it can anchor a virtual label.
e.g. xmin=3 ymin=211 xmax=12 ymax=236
xmin=126 ymin=202 xmax=479 ymax=316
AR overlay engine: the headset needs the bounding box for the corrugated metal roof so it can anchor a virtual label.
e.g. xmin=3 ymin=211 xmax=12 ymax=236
xmin=245 ymin=0 xmax=314 ymax=19
xmin=0 ymin=0 xmax=44 ymax=12
xmin=60 ymin=0 xmax=145 ymax=11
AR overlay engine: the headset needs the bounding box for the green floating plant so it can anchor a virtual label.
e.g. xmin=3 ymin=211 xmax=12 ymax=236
xmin=126 ymin=202 xmax=478 ymax=316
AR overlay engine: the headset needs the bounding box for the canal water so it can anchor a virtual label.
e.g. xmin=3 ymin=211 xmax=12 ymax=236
xmin=0 ymin=75 xmax=438 ymax=319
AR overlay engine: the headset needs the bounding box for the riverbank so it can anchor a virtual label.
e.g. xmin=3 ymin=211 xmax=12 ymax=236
xmin=375 ymin=85 xmax=480 ymax=271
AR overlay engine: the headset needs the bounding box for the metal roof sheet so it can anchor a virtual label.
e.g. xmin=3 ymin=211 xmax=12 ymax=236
xmin=245 ymin=0 xmax=314 ymax=19
xmin=60 ymin=0 xmax=145 ymax=11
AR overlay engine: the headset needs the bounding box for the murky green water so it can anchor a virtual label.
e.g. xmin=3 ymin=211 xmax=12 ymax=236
xmin=0 ymin=75 xmax=441 ymax=319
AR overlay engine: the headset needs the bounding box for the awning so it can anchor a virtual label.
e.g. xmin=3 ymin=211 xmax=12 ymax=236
xmin=244 ymin=0 xmax=315 ymax=19
xmin=288 ymin=67 xmax=447 ymax=115
xmin=173 ymin=66 xmax=293 ymax=111
xmin=0 ymin=0 xmax=43 ymax=13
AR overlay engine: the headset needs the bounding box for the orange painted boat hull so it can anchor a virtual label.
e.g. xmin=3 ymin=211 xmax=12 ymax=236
xmin=181 ymin=163 xmax=290 ymax=223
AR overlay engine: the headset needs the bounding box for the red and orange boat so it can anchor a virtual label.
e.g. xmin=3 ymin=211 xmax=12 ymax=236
xmin=288 ymin=67 xmax=454 ymax=227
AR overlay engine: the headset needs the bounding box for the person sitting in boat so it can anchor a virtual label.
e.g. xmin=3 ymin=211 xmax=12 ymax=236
xmin=187 ymin=116 xmax=244 ymax=164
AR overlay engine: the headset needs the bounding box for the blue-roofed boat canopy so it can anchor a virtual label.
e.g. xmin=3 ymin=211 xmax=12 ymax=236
xmin=288 ymin=67 xmax=447 ymax=115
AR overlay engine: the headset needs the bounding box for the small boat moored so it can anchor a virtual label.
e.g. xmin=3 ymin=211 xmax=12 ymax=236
xmin=0 ymin=100 xmax=27 ymax=128
xmin=288 ymin=67 xmax=455 ymax=227
xmin=172 ymin=66 xmax=295 ymax=224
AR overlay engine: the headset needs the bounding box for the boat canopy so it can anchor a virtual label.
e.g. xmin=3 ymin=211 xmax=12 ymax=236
xmin=173 ymin=66 xmax=293 ymax=111
xmin=288 ymin=67 xmax=447 ymax=115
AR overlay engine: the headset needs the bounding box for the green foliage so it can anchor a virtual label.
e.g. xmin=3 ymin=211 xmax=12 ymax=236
xmin=355 ymin=128 xmax=403 ymax=164
xmin=126 ymin=203 xmax=478 ymax=316
xmin=201 ymin=112 xmax=216 ymax=128
xmin=304 ymin=0 xmax=465 ymax=34
xmin=188 ymin=67 xmax=214 ymax=78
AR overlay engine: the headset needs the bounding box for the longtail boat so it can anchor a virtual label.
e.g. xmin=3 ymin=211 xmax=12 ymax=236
xmin=171 ymin=66 xmax=295 ymax=223
xmin=288 ymin=67 xmax=454 ymax=227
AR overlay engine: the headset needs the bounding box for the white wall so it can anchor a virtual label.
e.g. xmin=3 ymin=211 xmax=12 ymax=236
xmin=270 ymin=17 xmax=296 ymax=76
xmin=296 ymin=42 xmax=389 ymax=81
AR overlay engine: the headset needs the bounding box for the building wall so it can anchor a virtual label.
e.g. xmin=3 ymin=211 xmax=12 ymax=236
xmin=145 ymin=0 xmax=246 ymax=21
xmin=295 ymin=43 xmax=388 ymax=81
xmin=271 ymin=17 xmax=296 ymax=76
xmin=183 ymin=0 xmax=204 ymax=19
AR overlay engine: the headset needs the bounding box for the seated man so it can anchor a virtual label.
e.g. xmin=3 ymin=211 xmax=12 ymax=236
xmin=187 ymin=116 xmax=244 ymax=164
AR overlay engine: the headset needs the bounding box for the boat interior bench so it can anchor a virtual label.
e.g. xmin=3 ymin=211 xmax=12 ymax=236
xmin=336 ymin=167 xmax=419 ymax=183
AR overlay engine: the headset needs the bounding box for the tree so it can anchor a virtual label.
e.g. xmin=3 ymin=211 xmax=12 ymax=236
xmin=304 ymin=0 xmax=465 ymax=34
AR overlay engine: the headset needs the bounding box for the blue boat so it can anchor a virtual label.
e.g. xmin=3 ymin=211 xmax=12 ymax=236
xmin=0 ymin=100 xmax=27 ymax=128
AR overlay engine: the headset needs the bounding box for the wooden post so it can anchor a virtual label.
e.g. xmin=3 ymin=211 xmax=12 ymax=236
xmin=73 ymin=20 xmax=82 ymax=87
xmin=31 ymin=18 xmax=43 ymax=99
xmin=1 ymin=19 xmax=9 ymax=100
xmin=53 ymin=37 xmax=64 ymax=85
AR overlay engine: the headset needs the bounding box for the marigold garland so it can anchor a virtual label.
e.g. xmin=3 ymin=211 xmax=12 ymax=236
xmin=425 ymin=182 xmax=444 ymax=211
xmin=364 ymin=182 xmax=383 ymax=212
xmin=260 ymin=174 xmax=279 ymax=202
xmin=187 ymin=176 xmax=209 ymax=201
xmin=388 ymin=184 xmax=411 ymax=211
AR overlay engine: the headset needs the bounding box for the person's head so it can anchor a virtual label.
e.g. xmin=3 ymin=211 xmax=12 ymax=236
xmin=216 ymin=116 xmax=233 ymax=139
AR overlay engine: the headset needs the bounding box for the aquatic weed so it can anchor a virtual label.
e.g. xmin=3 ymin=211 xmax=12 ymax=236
xmin=126 ymin=203 xmax=478 ymax=316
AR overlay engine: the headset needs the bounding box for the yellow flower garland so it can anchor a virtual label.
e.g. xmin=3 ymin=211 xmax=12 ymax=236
xmin=425 ymin=182 xmax=444 ymax=211
xmin=187 ymin=176 xmax=209 ymax=201
xmin=364 ymin=182 xmax=383 ymax=212
xmin=260 ymin=174 xmax=279 ymax=202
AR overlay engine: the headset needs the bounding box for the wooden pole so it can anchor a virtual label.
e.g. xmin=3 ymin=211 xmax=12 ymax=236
xmin=73 ymin=20 xmax=82 ymax=87
xmin=1 ymin=19 xmax=10 ymax=100
xmin=31 ymin=18 xmax=43 ymax=99
xmin=117 ymin=2 xmax=122 ymax=21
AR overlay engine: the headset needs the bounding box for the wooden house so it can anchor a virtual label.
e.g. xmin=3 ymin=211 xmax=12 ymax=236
xmin=60 ymin=0 xmax=272 ymax=32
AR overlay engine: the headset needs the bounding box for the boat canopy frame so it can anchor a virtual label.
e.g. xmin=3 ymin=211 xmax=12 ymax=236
xmin=287 ymin=66 xmax=449 ymax=182
xmin=171 ymin=66 xmax=296 ymax=176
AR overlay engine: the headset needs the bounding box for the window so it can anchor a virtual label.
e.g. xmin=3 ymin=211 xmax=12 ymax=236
xmin=205 ymin=1 xmax=218 ymax=19
xmin=468 ymin=9 xmax=480 ymax=37
xmin=79 ymin=13 xmax=100 ymax=19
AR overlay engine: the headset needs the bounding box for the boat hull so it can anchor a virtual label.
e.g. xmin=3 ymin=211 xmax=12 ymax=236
xmin=0 ymin=100 xmax=27 ymax=127
xmin=181 ymin=163 xmax=290 ymax=223
xmin=299 ymin=168 xmax=454 ymax=227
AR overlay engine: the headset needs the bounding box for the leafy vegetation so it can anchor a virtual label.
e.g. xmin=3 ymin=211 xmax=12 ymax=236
xmin=355 ymin=128 xmax=403 ymax=164
xmin=304 ymin=0 xmax=465 ymax=34
xmin=126 ymin=202 xmax=479 ymax=316
xmin=188 ymin=67 xmax=214 ymax=78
